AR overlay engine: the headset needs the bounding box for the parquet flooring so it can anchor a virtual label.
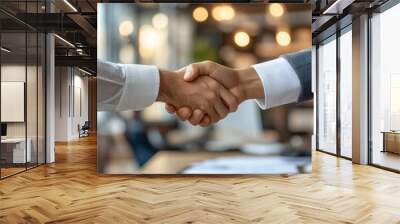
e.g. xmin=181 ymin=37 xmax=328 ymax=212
xmin=1 ymin=135 xmax=400 ymax=223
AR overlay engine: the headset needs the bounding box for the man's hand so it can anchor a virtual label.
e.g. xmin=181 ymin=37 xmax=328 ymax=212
xmin=156 ymin=68 xmax=238 ymax=123
xmin=166 ymin=61 xmax=264 ymax=126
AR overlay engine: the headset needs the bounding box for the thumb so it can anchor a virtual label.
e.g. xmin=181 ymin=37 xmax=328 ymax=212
xmin=183 ymin=64 xmax=199 ymax=81
xmin=184 ymin=61 xmax=216 ymax=82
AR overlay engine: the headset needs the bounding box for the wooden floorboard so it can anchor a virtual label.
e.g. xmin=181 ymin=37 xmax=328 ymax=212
xmin=1 ymin=135 xmax=400 ymax=223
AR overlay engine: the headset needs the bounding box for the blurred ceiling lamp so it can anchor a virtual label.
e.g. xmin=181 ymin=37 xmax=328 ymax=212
xmin=276 ymin=31 xmax=291 ymax=46
xmin=269 ymin=3 xmax=284 ymax=17
xmin=193 ymin=6 xmax=208 ymax=22
xmin=63 ymin=0 xmax=78 ymax=12
xmin=234 ymin=31 xmax=250 ymax=47
xmin=152 ymin=13 xmax=168 ymax=30
xmin=119 ymin=20 xmax=134 ymax=37
xmin=212 ymin=5 xmax=235 ymax=21
xmin=139 ymin=25 xmax=161 ymax=59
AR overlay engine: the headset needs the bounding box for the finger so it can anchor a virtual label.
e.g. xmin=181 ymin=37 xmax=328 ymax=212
xmin=177 ymin=107 xmax=192 ymax=121
xmin=213 ymin=96 xmax=229 ymax=120
xmin=184 ymin=61 xmax=217 ymax=81
xmin=165 ymin=104 xmax=177 ymax=113
xmin=207 ymin=106 xmax=219 ymax=123
xmin=200 ymin=116 xmax=211 ymax=127
xmin=219 ymin=87 xmax=238 ymax=112
xmin=189 ymin=109 xmax=204 ymax=125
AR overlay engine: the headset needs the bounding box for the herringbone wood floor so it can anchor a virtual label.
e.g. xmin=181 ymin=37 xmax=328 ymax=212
xmin=1 ymin=135 xmax=400 ymax=224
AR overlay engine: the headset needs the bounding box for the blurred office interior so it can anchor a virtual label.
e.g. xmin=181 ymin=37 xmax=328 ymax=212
xmin=97 ymin=3 xmax=313 ymax=174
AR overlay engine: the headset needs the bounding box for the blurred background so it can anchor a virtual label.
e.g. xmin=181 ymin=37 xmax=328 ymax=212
xmin=97 ymin=3 xmax=313 ymax=174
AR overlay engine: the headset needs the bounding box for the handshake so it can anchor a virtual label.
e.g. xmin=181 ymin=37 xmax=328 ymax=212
xmin=156 ymin=61 xmax=264 ymax=127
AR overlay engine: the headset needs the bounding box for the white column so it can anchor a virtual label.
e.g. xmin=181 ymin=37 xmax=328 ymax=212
xmin=46 ymin=32 xmax=55 ymax=163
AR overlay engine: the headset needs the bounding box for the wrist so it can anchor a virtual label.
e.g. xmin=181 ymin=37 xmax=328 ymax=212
xmin=157 ymin=69 xmax=173 ymax=102
xmin=237 ymin=67 xmax=264 ymax=100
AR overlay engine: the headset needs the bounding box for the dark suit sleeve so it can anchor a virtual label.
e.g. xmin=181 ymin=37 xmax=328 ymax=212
xmin=281 ymin=48 xmax=312 ymax=102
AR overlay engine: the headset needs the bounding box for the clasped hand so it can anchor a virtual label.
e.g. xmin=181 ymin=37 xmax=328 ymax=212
xmin=157 ymin=61 xmax=263 ymax=127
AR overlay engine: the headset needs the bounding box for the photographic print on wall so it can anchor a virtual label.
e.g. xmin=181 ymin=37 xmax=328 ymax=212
xmin=97 ymin=3 xmax=313 ymax=174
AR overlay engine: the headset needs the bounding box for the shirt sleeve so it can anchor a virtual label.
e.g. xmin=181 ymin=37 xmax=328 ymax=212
xmin=251 ymin=57 xmax=301 ymax=109
xmin=97 ymin=59 xmax=160 ymax=111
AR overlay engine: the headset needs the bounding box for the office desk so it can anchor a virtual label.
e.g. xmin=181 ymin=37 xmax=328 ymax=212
xmin=140 ymin=151 xmax=242 ymax=174
xmin=1 ymin=138 xmax=31 ymax=164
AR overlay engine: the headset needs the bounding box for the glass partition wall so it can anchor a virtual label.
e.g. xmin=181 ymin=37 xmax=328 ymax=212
xmin=0 ymin=3 xmax=46 ymax=179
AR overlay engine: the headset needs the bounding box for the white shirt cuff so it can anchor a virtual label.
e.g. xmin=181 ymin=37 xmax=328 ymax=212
xmin=116 ymin=64 xmax=160 ymax=111
xmin=252 ymin=57 xmax=301 ymax=109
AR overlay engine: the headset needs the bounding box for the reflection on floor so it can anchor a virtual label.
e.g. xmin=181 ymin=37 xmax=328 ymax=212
xmin=0 ymin=135 xmax=400 ymax=223
xmin=0 ymin=167 xmax=25 ymax=177
xmin=0 ymin=163 xmax=43 ymax=178
xmin=372 ymin=150 xmax=400 ymax=171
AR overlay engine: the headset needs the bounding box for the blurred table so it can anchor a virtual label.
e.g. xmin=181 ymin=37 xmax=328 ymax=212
xmin=140 ymin=151 xmax=243 ymax=174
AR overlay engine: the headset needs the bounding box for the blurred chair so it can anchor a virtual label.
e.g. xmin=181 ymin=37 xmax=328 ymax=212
xmin=78 ymin=121 xmax=90 ymax=138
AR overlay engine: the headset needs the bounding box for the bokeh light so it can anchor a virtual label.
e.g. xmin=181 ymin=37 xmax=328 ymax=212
xmin=212 ymin=5 xmax=235 ymax=21
xmin=193 ymin=6 xmax=208 ymax=22
xmin=139 ymin=25 xmax=161 ymax=59
xmin=119 ymin=20 xmax=134 ymax=37
xmin=276 ymin=31 xmax=291 ymax=46
xmin=234 ymin=31 xmax=250 ymax=47
xmin=152 ymin=13 xmax=168 ymax=30
xmin=269 ymin=3 xmax=284 ymax=17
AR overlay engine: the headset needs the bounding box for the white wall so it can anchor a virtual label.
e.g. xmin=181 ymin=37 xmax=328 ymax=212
xmin=55 ymin=67 xmax=89 ymax=141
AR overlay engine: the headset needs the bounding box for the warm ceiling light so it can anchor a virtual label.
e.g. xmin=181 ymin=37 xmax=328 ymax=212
xmin=193 ymin=6 xmax=208 ymax=22
xmin=269 ymin=3 xmax=284 ymax=17
xmin=63 ymin=0 xmax=78 ymax=12
xmin=234 ymin=31 xmax=250 ymax=47
xmin=54 ymin=34 xmax=75 ymax=48
xmin=1 ymin=47 xmax=11 ymax=53
xmin=119 ymin=20 xmax=134 ymax=37
xmin=152 ymin=13 xmax=168 ymax=30
xmin=212 ymin=5 xmax=235 ymax=21
xmin=276 ymin=31 xmax=291 ymax=46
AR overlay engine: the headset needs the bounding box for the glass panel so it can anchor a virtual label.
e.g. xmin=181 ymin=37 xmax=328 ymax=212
xmin=1 ymin=30 xmax=27 ymax=177
xmin=317 ymin=37 xmax=337 ymax=154
xmin=27 ymin=30 xmax=38 ymax=169
xmin=339 ymin=29 xmax=352 ymax=158
xmin=38 ymin=32 xmax=45 ymax=165
xmin=371 ymin=3 xmax=400 ymax=171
